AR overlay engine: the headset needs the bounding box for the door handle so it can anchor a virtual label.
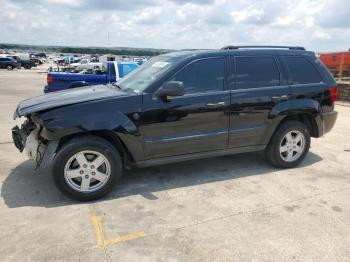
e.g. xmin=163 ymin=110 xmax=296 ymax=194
xmin=271 ymin=95 xmax=291 ymax=101
xmin=206 ymin=102 xmax=226 ymax=107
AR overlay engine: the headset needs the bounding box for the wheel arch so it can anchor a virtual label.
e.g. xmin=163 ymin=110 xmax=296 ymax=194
xmin=269 ymin=98 xmax=322 ymax=139
xmin=55 ymin=130 xmax=136 ymax=169
xmin=276 ymin=113 xmax=319 ymax=138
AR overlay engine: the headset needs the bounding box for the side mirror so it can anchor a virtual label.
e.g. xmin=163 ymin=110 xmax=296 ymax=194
xmin=155 ymin=81 xmax=185 ymax=100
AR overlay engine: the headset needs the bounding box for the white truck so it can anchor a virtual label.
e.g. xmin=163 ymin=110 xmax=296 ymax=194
xmin=70 ymin=59 xmax=102 ymax=70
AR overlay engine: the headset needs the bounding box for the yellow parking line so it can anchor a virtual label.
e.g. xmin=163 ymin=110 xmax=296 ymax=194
xmin=90 ymin=213 xmax=105 ymax=247
xmin=103 ymin=231 xmax=146 ymax=246
xmin=90 ymin=213 xmax=146 ymax=248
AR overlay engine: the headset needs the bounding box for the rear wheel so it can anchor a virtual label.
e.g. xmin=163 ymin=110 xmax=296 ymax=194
xmin=6 ymin=65 xmax=13 ymax=70
xmin=265 ymin=120 xmax=310 ymax=168
xmin=53 ymin=136 xmax=123 ymax=201
xmin=24 ymin=64 xmax=31 ymax=69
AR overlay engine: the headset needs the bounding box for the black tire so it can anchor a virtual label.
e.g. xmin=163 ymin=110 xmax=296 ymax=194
xmin=24 ymin=64 xmax=31 ymax=69
xmin=53 ymin=136 xmax=123 ymax=201
xmin=265 ymin=120 xmax=310 ymax=168
xmin=6 ymin=65 xmax=13 ymax=70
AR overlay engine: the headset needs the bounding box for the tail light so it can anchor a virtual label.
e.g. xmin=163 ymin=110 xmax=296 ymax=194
xmin=47 ymin=75 xmax=53 ymax=84
xmin=328 ymin=86 xmax=337 ymax=106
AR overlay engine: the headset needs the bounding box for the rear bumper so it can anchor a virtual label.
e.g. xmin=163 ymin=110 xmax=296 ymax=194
xmin=316 ymin=111 xmax=338 ymax=136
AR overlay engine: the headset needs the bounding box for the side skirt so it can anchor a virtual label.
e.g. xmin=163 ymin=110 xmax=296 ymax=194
xmin=136 ymin=145 xmax=266 ymax=167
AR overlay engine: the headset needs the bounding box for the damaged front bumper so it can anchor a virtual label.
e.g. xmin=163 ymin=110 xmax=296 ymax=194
xmin=12 ymin=119 xmax=58 ymax=169
xmin=12 ymin=125 xmax=26 ymax=152
xmin=12 ymin=119 xmax=36 ymax=152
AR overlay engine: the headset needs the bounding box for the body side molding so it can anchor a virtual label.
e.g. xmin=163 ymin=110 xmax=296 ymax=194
xmin=136 ymin=145 xmax=266 ymax=167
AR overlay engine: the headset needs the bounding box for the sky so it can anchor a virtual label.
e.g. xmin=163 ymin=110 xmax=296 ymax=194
xmin=0 ymin=0 xmax=349 ymax=52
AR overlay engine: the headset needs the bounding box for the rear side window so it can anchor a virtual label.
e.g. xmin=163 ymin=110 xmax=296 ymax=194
xmin=172 ymin=58 xmax=225 ymax=94
xmin=235 ymin=57 xmax=280 ymax=89
xmin=284 ymin=56 xmax=322 ymax=84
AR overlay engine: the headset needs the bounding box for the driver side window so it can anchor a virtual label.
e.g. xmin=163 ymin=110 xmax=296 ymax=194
xmin=172 ymin=58 xmax=225 ymax=94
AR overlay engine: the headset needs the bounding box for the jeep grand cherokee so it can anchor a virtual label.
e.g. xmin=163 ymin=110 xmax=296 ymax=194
xmin=12 ymin=46 xmax=338 ymax=201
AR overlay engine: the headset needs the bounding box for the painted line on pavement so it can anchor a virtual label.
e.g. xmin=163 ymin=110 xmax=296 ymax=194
xmin=90 ymin=213 xmax=145 ymax=248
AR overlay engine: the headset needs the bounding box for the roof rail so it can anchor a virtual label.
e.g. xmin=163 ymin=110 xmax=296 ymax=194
xmin=221 ymin=45 xmax=306 ymax=51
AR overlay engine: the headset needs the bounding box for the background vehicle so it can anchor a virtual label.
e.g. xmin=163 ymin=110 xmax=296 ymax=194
xmin=0 ymin=57 xmax=19 ymax=70
xmin=30 ymin=57 xmax=44 ymax=65
xmin=44 ymin=61 xmax=139 ymax=93
xmin=8 ymin=55 xmax=36 ymax=69
xmin=70 ymin=58 xmax=102 ymax=70
xmin=12 ymin=46 xmax=338 ymax=201
xmin=33 ymin=52 xmax=47 ymax=58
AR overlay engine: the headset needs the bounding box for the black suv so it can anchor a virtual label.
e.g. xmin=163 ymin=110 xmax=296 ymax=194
xmin=0 ymin=57 xmax=19 ymax=70
xmin=12 ymin=46 xmax=338 ymax=200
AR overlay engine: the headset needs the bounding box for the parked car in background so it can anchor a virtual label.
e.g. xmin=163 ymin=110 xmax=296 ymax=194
xmin=44 ymin=61 xmax=139 ymax=93
xmin=133 ymin=57 xmax=146 ymax=65
xmin=12 ymin=46 xmax=338 ymax=201
xmin=19 ymin=59 xmax=36 ymax=69
xmin=8 ymin=55 xmax=36 ymax=69
xmin=0 ymin=57 xmax=19 ymax=70
xmin=70 ymin=58 xmax=102 ymax=70
xmin=30 ymin=57 xmax=44 ymax=65
xmin=34 ymin=52 xmax=47 ymax=58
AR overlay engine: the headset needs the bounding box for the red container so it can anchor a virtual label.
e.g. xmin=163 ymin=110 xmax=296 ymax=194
xmin=319 ymin=51 xmax=350 ymax=77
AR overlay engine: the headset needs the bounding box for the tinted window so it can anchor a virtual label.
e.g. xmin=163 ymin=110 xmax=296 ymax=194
xmin=235 ymin=57 xmax=280 ymax=89
xmin=285 ymin=56 xmax=322 ymax=84
xmin=172 ymin=58 xmax=225 ymax=94
xmin=0 ymin=58 xmax=9 ymax=61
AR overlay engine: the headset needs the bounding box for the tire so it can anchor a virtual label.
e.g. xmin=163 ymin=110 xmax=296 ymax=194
xmin=265 ymin=120 xmax=310 ymax=168
xmin=24 ymin=64 xmax=31 ymax=69
xmin=6 ymin=65 xmax=13 ymax=70
xmin=53 ymin=136 xmax=123 ymax=201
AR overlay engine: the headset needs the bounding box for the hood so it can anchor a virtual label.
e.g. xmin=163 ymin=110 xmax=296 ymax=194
xmin=14 ymin=85 xmax=128 ymax=119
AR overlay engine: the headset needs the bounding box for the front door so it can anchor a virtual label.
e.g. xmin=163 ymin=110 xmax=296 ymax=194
xmin=141 ymin=57 xmax=230 ymax=159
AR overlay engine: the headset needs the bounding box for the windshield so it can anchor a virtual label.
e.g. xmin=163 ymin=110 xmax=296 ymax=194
xmin=117 ymin=55 xmax=177 ymax=92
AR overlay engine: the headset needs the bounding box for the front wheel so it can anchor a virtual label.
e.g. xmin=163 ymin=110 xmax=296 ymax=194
xmin=6 ymin=65 xmax=13 ymax=70
xmin=53 ymin=136 xmax=123 ymax=201
xmin=265 ymin=120 xmax=310 ymax=168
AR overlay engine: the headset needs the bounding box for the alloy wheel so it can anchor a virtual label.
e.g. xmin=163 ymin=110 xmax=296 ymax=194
xmin=64 ymin=150 xmax=111 ymax=193
xmin=279 ymin=130 xmax=306 ymax=162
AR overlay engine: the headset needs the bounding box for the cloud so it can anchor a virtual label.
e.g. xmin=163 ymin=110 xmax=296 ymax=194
xmin=231 ymin=7 xmax=266 ymax=25
xmin=1 ymin=0 xmax=350 ymax=52
xmin=168 ymin=0 xmax=214 ymax=5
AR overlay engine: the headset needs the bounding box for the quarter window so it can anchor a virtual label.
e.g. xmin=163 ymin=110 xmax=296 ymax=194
xmin=284 ymin=56 xmax=322 ymax=84
xmin=235 ymin=57 xmax=280 ymax=89
xmin=172 ymin=58 xmax=225 ymax=94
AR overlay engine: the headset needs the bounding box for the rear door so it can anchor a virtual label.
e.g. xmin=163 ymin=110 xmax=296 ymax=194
xmin=229 ymin=55 xmax=291 ymax=147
